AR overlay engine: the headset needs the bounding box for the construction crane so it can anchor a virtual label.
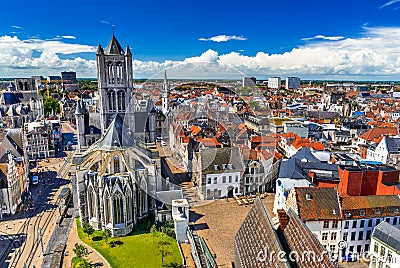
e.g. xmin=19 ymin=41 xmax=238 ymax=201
xmin=38 ymin=79 xmax=72 ymax=98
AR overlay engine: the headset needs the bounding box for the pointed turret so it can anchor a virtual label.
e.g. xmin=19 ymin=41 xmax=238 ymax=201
xmin=104 ymin=34 xmax=124 ymax=55
xmin=96 ymin=43 xmax=104 ymax=55
xmin=125 ymin=45 xmax=132 ymax=56
xmin=75 ymin=100 xmax=83 ymax=115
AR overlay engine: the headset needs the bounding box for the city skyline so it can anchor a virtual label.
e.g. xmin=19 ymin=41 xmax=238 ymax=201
xmin=2 ymin=0 xmax=400 ymax=80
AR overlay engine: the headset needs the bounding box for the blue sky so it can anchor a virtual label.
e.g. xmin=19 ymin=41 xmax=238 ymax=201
xmin=2 ymin=0 xmax=400 ymax=80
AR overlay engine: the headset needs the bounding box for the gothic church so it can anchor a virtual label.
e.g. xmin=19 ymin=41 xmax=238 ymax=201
xmin=72 ymin=35 xmax=167 ymax=236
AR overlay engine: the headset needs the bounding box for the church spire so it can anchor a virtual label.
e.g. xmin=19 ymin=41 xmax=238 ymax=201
xmin=163 ymin=70 xmax=169 ymax=95
xmin=162 ymin=70 xmax=169 ymax=114
xmin=96 ymin=43 xmax=104 ymax=55
xmin=104 ymin=34 xmax=124 ymax=55
xmin=125 ymin=44 xmax=132 ymax=56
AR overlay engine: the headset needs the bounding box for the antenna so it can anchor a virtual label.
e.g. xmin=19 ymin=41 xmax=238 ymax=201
xmin=112 ymin=24 xmax=115 ymax=35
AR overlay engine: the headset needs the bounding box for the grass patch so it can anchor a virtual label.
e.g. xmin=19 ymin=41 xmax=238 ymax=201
xmin=76 ymin=218 xmax=182 ymax=268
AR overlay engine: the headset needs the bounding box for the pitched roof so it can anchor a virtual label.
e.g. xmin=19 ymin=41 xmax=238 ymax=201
xmin=200 ymin=147 xmax=243 ymax=175
xmin=385 ymin=137 xmax=400 ymax=153
xmin=234 ymin=198 xmax=289 ymax=268
xmin=279 ymin=208 xmax=339 ymax=267
xmin=372 ymin=222 xmax=400 ymax=251
xmin=104 ymin=34 xmax=124 ymax=55
xmin=359 ymin=127 xmax=398 ymax=141
xmin=99 ymin=115 xmax=132 ymax=150
xmin=341 ymin=195 xmax=400 ymax=210
xmin=294 ymin=187 xmax=341 ymax=221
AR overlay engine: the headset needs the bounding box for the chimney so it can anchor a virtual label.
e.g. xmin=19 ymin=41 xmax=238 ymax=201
xmin=277 ymin=209 xmax=289 ymax=230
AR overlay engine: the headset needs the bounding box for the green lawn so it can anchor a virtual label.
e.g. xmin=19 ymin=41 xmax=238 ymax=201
xmin=76 ymin=218 xmax=182 ymax=268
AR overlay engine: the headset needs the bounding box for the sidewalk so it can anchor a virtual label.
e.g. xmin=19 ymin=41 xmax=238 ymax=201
xmin=62 ymin=219 xmax=110 ymax=268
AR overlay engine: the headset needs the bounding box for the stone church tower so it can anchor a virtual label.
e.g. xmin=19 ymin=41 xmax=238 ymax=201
xmin=96 ymin=35 xmax=134 ymax=134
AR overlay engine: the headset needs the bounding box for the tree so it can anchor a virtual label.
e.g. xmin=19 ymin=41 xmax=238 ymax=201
xmin=83 ymin=223 xmax=95 ymax=238
xmin=150 ymin=224 xmax=157 ymax=242
xmin=79 ymin=258 xmax=93 ymax=268
xmin=158 ymin=240 xmax=172 ymax=265
xmin=43 ymin=97 xmax=60 ymax=116
xmin=102 ymin=228 xmax=112 ymax=243
xmin=73 ymin=243 xmax=86 ymax=258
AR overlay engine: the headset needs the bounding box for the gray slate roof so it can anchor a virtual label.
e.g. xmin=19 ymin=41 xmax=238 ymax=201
xmin=372 ymin=221 xmax=400 ymax=252
xmin=385 ymin=137 xmax=400 ymax=154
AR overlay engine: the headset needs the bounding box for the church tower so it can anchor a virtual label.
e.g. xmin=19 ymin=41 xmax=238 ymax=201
xmin=162 ymin=70 xmax=169 ymax=115
xmin=97 ymin=35 xmax=134 ymax=134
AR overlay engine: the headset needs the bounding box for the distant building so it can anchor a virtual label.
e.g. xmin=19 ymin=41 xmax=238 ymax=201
xmin=268 ymin=77 xmax=281 ymax=89
xmin=242 ymin=77 xmax=256 ymax=87
xmin=47 ymin=76 xmax=62 ymax=83
xmin=285 ymin=77 xmax=300 ymax=89
xmin=61 ymin=71 xmax=77 ymax=83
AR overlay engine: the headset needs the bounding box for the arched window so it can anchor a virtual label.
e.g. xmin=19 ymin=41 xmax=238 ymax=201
xmin=108 ymin=91 xmax=116 ymax=112
xmin=126 ymin=188 xmax=132 ymax=222
xmin=88 ymin=186 xmax=96 ymax=219
xmin=116 ymin=63 xmax=124 ymax=84
xmin=114 ymin=155 xmax=120 ymax=173
xmin=104 ymin=191 xmax=111 ymax=224
xmin=113 ymin=192 xmax=124 ymax=225
xmin=117 ymin=91 xmax=125 ymax=112
xmin=108 ymin=63 xmax=115 ymax=84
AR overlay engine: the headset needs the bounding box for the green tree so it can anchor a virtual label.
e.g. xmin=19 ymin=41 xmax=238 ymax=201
xmin=157 ymin=239 xmax=172 ymax=265
xmin=43 ymin=97 xmax=60 ymax=116
xmin=79 ymin=258 xmax=93 ymax=268
xmin=73 ymin=243 xmax=86 ymax=258
xmin=102 ymin=228 xmax=112 ymax=243
xmin=83 ymin=223 xmax=95 ymax=239
xmin=150 ymin=224 xmax=157 ymax=242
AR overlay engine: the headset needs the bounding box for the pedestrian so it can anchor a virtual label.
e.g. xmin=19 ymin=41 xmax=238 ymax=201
xmin=5 ymin=224 xmax=8 ymax=230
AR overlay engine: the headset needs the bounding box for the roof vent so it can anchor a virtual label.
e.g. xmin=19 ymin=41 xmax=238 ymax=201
xmin=306 ymin=193 xmax=312 ymax=201
xmin=332 ymin=209 xmax=336 ymax=215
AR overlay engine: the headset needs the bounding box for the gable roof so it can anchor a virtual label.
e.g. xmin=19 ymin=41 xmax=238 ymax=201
xmin=359 ymin=127 xmax=398 ymax=141
xmin=372 ymin=222 xmax=400 ymax=251
xmin=99 ymin=115 xmax=132 ymax=150
xmin=294 ymin=187 xmax=341 ymax=221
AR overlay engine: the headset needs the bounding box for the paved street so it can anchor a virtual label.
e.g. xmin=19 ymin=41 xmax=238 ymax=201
xmin=0 ymin=122 xmax=76 ymax=268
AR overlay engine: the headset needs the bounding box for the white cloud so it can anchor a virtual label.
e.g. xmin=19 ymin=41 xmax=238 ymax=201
xmin=302 ymin=35 xmax=345 ymax=41
xmin=61 ymin=35 xmax=76 ymax=39
xmin=3 ymin=26 xmax=400 ymax=80
xmin=11 ymin=25 xmax=23 ymax=29
xmin=380 ymin=0 xmax=400 ymax=9
xmin=199 ymin=35 xmax=247 ymax=42
xmin=0 ymin=35 xmax=96 ymax=77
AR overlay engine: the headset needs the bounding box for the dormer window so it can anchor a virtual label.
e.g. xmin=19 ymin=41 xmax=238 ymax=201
xmin=214 ymin=164 xmax=218 ymax=170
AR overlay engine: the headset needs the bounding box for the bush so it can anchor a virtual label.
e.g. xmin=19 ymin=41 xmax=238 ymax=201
xmin=92 ymin=235 xmax=103 ymax=241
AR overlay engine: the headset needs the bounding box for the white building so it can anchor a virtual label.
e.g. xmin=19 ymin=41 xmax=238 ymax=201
xmin=196 ymin=147 xmax=244 ymax=200
xmin=285 ymin=77 xmax=301 ymax=89
xmin=286 ymin=187 xmax=342 ymax=260
xmin=370 ymin=222 xmax=400 ymax=268
xmin=268 ymin=77 xmax=281 ymax=89
xmin=340 ymin=195 xmax=400 ymax=262
xmin=366 ymin=136 xmax=400 ymax=168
